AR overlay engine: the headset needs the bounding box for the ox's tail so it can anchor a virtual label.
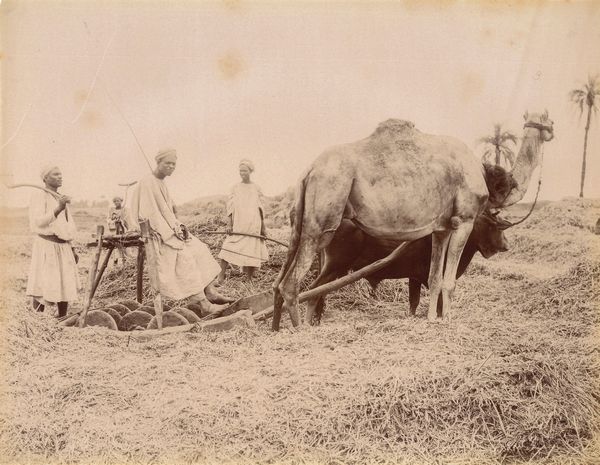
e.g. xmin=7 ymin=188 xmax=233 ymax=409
xmin=272 ymin=173 xmax=309 ymax=330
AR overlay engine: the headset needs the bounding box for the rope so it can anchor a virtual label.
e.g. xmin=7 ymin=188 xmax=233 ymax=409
xmin=498 ymin=144 xmax=545 ymax=228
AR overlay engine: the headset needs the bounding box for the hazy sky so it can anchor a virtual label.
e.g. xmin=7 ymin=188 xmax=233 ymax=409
xmin=1 ymin=0 xmax=600 ymax=208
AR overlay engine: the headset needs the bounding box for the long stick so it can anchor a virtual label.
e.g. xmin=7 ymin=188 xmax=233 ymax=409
xmin=6 ymin=183 xmax=61 ymax=200
xmin=7 ymin=183 xmax=71 ymax=221
xmin=119 ymin=181 xmax=137 ymax=208
xmin=79 ymin=225 xmax=104 ymax=327
xmin=103 ymin=84 xmax=153 ymax=172
xmin=204 ymin=231 xmax=289 ymax=248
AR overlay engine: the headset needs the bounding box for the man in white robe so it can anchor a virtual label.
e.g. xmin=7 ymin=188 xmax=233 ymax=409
xmin=218 ymin=159 xmax=269 ymax=283
xmin=26 ymin=165 xmax=79 ymax=317
xmin=129 ymin=149 xmax=233 ymax=312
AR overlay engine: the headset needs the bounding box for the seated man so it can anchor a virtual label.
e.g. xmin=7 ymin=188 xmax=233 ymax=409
xmin=129 ymin=149 xmax=233 ymax=313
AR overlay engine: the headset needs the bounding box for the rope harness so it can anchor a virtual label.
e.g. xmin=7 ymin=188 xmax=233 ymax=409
xmin=489 ymin=121 xmax=550 ymax=229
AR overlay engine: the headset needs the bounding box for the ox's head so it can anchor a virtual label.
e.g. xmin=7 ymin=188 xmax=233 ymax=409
xmin=473 ymin=210 xmax=512 ymax=258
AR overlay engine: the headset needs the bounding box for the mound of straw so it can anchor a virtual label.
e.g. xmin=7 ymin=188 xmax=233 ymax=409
xmin=1 ymin=198 xmax=599 ymax=465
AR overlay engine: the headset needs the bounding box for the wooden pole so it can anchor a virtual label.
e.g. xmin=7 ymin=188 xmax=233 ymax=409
xmin=204 ymin=231 xmax=289 ymax=248
xmin=272 ymin=241 xmax=411 ymax=328
xmin=139 ymin=220 xmax=162 ymax=329
xmin=90 ymin=246 xmax=114 ymax=298
xmin=136 ymin=245 xmax=145 ymax=303
xmin=297 ymin=241 xmax=410 ymax=303
xmin=78 ymin=225 xmax=104 ymax=328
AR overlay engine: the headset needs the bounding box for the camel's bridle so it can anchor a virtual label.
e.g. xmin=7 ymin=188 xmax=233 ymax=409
xmin=489 ymin=122 xmax=550 ymax=229
xmin=523 ymin=121 xmax=554 ymax=139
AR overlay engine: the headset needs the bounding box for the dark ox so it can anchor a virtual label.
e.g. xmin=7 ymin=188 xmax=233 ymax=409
xmin=306 ymin=211 xmax=510 ymax=324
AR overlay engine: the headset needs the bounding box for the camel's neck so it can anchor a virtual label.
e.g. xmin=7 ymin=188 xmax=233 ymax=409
xmin=502 ymin=128 xmax=542 ymax=206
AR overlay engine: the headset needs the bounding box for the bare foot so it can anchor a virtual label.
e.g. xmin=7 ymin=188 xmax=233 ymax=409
xmin=205 ymin=286 xmax=235 ymax=304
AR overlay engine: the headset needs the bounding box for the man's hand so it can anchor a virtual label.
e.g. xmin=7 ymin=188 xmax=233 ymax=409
xmin=54 ymin=195 xmax=71 ymax=217
xmin=173 ymin=224 xmax=191 ymax=242
xmin=173 ymin=225 xmax=186 ymax=241
xmin=180 ymin=224 xmax=190 ymax=241
xmin=58 ymin=195 xmax=71 ymax=208
xmin=260 ymin=222 xmax=267 ymax=238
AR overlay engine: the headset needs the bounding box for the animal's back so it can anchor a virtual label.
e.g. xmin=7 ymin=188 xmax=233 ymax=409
xmin=306 ymin=119 xmax=486 ymax=239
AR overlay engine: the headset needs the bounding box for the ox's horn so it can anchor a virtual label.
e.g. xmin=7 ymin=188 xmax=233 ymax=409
xmin=543 ymin=108 xmax=549 ymax=119
xmin=495 ymin=214 xmax=514 ymax=230
xmin=523 ymin=110 xmax=529 ymax=121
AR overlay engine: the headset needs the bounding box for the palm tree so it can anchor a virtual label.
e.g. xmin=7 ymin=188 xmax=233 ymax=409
xmin=570 ymin=75 xmax=600 ymax=198
xmin=478 ymin=124 xmax=518 ymax=169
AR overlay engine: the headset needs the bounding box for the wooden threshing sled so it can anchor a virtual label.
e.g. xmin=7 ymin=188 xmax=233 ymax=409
xmin=67 ymin=220 xmax=410 ymax=339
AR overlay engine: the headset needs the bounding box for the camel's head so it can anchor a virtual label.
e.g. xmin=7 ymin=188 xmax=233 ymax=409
xmin=523 ymin=110 xmax=554 ymax=142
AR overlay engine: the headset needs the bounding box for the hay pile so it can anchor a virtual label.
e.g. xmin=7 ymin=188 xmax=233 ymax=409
xmin=178 ymin=191 xmax=293 ymax=230
xmin=1 ymin=197 xmax=599 ymax=465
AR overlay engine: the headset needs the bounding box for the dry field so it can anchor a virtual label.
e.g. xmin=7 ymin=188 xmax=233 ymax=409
xmin=0 ymin=198 xmax=599 ymax=465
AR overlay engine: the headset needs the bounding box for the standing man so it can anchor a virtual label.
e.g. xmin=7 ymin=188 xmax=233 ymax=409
xmin=107 ymin=195 xmax=128 ymax=265
xmin=107 ymin=196 xmax=127 ymax=234
xmin=129 ymin=149 xmax=233 ymax=312
xmin=26 ymin=165 xmax=79 ymax=317
xmin=218 ymin=159 xmax=269 ymax=284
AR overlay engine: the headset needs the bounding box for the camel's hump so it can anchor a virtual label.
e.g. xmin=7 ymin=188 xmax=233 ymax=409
xmin=371 ymin=119 xmax=416 ymax=138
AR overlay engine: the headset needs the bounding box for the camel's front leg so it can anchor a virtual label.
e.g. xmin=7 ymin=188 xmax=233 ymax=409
xmin=440 ymin=222 xmax=473 ymax=320
xmin=428 ymin=230 xmax=450 ymax=321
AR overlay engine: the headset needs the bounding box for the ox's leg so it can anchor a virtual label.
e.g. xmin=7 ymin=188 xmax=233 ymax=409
xmin=307 ymin=245 xmax=358 ymax=324
xmin=440 ymin=222 xmax=473 ymax=320
xmin=306 ymin=263 xmax=344 ymax=326
xmin=428 ymin=230 xmax=450 ymax=322
xmin=408 ymin=279 xmax=421 ymax=316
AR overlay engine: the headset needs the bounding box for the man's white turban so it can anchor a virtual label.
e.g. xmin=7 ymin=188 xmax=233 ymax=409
xmin=239 ymin=159 xmax=255 ymax=172
xmin=155 ymin=149 xmax=177 ymax=164
xmin=40 ymin=164 xmax=59 ymax=181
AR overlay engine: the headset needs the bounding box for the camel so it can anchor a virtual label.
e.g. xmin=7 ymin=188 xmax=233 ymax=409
xmin=272 ymin=111 xmax=554 ymax=330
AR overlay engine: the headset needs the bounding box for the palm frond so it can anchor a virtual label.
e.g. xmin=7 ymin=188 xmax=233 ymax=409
xmin=570 ymin=76 xmax=600 ymax=117
xmin=477 ymin=136 xmax=496 ymax=146
xmin=500 ymin=147 xmax=516 ymax=165
xmin=481 ymin=151 xmax=495 ymax=164
xmin=500 ymin=132 xmax=518 ymax=145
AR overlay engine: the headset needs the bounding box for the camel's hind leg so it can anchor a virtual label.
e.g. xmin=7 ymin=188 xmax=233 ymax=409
xmin=276 ymin=177 xmax=353 ymax=328
xmin=281 ymin=235 xmax=320 ymax=327
xmin=440 ymin=221 xmax=473 ymax=320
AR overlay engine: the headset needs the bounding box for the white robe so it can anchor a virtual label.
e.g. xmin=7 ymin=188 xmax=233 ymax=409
xmin=129 ymin=174 xmax=220 ymax=300
xmin=218 ymin=182 xmax=269 ymax=268
xmin=26 ymin=190 xmax=79 ymax=304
